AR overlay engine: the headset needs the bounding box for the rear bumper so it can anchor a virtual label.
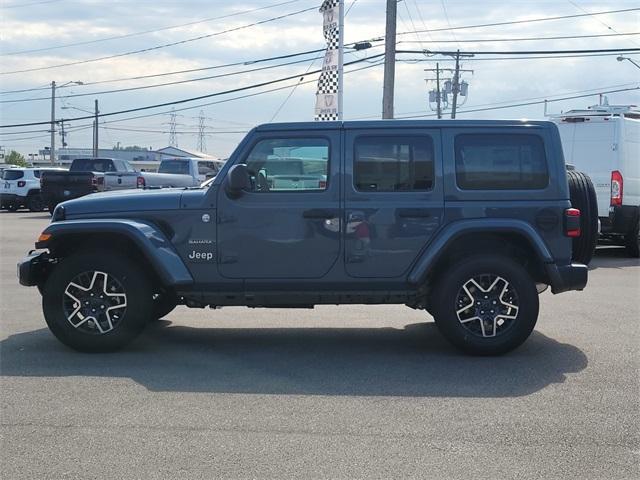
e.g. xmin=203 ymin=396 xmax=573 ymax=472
xmin=600 ymin=205 xmax=639 ymax=236
xmin=546 ymin=262 xmax=588 ymax=294
xmin=17 ymin=251 xmax=51 ymax=287
xmin=1 ymin=193 xmax=24 ymax=205
xmin=42 ymin=188 xmax=95 ymax=206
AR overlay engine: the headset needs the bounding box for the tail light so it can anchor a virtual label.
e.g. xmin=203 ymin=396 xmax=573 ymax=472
xmin=565 ymin=208 xmax=581 ymax=237
xmin=91 ymin=176 xmax=105 ymax=188
xmin=610 ymin=170 xmax=623 ymax=207
xmin=17 ymin=180 xmax=26 ymax=187
xmin=318 ymin=180 xmax=327 ymax=189
xmin=137 ymin=176 xmax=145 ymax=188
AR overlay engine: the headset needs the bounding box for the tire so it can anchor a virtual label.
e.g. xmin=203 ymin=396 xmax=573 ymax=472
xmin=567 ymin=170 xmax=598 ymax=265
xmin=48 ymin=203 xmax=57 ymax=215
xmin=42 ymin=250 xmax=153 ymax=352
xmin=6 ymin=203 xmax=18 ymax=212
xmin=152 ymin=291 xmax=178 ymax=320
xmin=624 ymin=217 xmax=640 ymax=258
xmin=27 ymin=194 xmax=45 ymax=212
xmin=431 ymin=254 xmax=539 ymax=356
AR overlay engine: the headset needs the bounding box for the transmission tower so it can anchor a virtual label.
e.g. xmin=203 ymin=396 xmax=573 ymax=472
xmin=168 ymin=108 xmax=178 ymax=147
xmin=197 ymin=110 xmax=207 ymax=153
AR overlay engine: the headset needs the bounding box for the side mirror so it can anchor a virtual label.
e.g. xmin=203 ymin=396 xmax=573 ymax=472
xmin=225 ymin=164 xmax=250 ymax=198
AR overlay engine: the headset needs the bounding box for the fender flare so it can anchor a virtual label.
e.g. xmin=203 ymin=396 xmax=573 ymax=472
xmin=407 ymin=218 xmax=553 ymax=285
xmin=38 ymin=219 xmax=193 ymax=287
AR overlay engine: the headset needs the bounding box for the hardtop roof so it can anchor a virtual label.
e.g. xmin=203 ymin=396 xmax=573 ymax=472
xmin=256 ymin=119 xmax=554 ymax=131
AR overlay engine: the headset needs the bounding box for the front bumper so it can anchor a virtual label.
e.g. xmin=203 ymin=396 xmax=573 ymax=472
xmin=546 ymin=262 xmax=588 ymax=294
xmin=17 ymin=251 xmax=52 ymax=287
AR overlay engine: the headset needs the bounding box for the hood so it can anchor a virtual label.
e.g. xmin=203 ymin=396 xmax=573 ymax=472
xmin=60 ymin=188 xmax=185 ymax=216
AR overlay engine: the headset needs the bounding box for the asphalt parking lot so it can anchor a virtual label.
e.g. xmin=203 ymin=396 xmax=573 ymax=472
xmin=1 ymin=211 xmax=638 ymax=479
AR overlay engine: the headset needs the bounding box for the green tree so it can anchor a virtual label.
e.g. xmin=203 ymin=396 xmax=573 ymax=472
xmin=5 ymin=150 xmax=28 ymax=167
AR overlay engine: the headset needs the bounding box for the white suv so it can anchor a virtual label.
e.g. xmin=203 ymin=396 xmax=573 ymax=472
xmin=1 ymin=167 xmax=65 ymax=212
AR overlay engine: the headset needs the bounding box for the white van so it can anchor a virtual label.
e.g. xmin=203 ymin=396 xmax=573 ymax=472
xmin=550 ymin=104 xmax=639 ymax=257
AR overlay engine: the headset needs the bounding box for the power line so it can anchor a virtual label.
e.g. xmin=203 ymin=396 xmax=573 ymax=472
xmin=399 ymin=52 xmax=640 ymax=62
xmin=0 ymin=54 xmax=346 ymax=104
xmin=396 ymin=47 xmax=640 ymax=56
xmin=397 ymin=31 xmax=639 ymax=44
xmin=0 ymin=4 xmax=320 ymax=75
xmin=0 ymin=48 xmax=335 ymax=95
xmin=439 ymin=0 xmax=460 ymax=49
xmin=394 ymin=86 xmax=640 ymax=119
xmin=566 ymin=0 xmax=640 ymax=48
xmin=0 ymin=56 xmax=385 ymax=128
xmin=1 ymin=0 xmax=62 ymax=8
xmin=395 ymin=7 xmax=640 ymax=37
xmin=1 ymin=0 xmax=305 ymax=56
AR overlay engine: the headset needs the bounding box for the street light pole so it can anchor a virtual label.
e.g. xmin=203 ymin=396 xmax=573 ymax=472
xmin=617 ymin=55 xmax=640 ymax=70
xmin=93 ymin=99 xmax=99 ymax=158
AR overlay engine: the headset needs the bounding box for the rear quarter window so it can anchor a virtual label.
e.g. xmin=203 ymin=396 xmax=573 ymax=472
xmin=455 ymin=134 xmax=548 ymax=190
xmin=2 ymin=170 xmax=24 ymax=180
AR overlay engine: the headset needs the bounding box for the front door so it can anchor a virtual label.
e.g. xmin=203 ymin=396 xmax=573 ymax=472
xmin=344 ymin=128 xmax=444 ymax=278
xmin=217 ymin=131 xmax=341 ymax=279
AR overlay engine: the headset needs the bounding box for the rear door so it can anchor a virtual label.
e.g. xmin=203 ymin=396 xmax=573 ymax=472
xmin=344 ymin=128 xmax=444 ymax=278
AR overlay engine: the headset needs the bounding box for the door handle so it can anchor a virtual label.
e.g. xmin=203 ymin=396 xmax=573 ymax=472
xmin=303 ymin=209 xmax=337 ymax=219
xmin=397 ymin=208 xmax=431 ymax=218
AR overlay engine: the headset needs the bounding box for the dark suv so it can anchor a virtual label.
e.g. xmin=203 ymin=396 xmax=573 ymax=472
xmin=18 ymin=120 xmax=588 ymax=355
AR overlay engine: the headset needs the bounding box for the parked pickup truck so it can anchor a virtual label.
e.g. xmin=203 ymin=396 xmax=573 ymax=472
xmin=139 ymin=157 xmax=224 ymax=188
xmin=41 ymin=158 xmax=140 ymax=213
xmin=19 ymin=120 xmax=592 ymax=355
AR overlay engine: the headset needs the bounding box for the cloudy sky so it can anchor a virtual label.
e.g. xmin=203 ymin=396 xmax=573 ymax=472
xmin=0 ymin=0 xmax=638 ymax=158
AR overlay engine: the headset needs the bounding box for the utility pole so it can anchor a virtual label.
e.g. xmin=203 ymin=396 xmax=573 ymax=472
xmin=50 ymin=81 xmax=56 ymax=164
xmin=451 ymin=51 xmax=461 ymax=119
xmin=435 ymin=63 xmax=442 ymax=119
xmin=382 ymin=0 xmax=397 ymax=119
xmin=450 ymin=50 xmax=474 ymax=119
xmin=93 ymin=99 xmax=99 ymax=158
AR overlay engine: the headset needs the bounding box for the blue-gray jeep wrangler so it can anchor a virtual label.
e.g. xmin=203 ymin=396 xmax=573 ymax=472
xmin=18 ymin=120 xmax=591 ymax=355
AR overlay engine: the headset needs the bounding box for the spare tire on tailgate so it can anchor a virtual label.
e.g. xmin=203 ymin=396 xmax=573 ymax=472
xmin=567 ymin=170 xmax=598 ymax=265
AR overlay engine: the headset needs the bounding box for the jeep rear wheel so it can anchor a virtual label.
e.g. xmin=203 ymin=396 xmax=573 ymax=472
xmin=432 ymin=255 xmax=539 ymax=355
xmin=42 ymin=251 xmax=152 ymax=352
xmin=567 ymin=170 xmax=598 ymax=265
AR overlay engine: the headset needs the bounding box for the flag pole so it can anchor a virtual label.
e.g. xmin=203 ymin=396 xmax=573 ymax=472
xmin=338 ymin=0 xmax=344 ymax=121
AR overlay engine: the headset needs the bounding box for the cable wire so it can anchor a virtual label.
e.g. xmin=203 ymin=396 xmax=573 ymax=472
xmin=1 ymin=0 xmax=306 ymax=56
xmin=0 ymin=4 xmax=320 ymax=75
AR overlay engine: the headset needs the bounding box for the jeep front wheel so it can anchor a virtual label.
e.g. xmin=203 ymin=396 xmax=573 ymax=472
xmin=42 ymin=251 xmax=153 ymax=352
xmin=432 ymin=255 xmax=539 ymax=356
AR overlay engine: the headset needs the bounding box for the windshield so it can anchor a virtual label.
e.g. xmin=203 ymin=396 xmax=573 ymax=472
xmin=2 ymin=170 xmax=24 ymax=180
xmin=71 ymin=159 xmax=115 ymax=172
xmin=158 ymin=160 xmax=189 ymax=175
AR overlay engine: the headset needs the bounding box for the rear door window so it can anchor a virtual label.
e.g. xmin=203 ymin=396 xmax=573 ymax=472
xmin=455 ymin=134 xmax=548 ymax=190
xmin=354 ymin=136 xmax=434 ymax=192
xmin=71 ymin=159 xmax=116 ymax=172
xmin=159 ymin=160 xmax=189 ymax=175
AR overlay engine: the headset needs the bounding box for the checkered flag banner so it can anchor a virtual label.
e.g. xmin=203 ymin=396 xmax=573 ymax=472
xmin=315 ymin=0 xmax=341 ymax=121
